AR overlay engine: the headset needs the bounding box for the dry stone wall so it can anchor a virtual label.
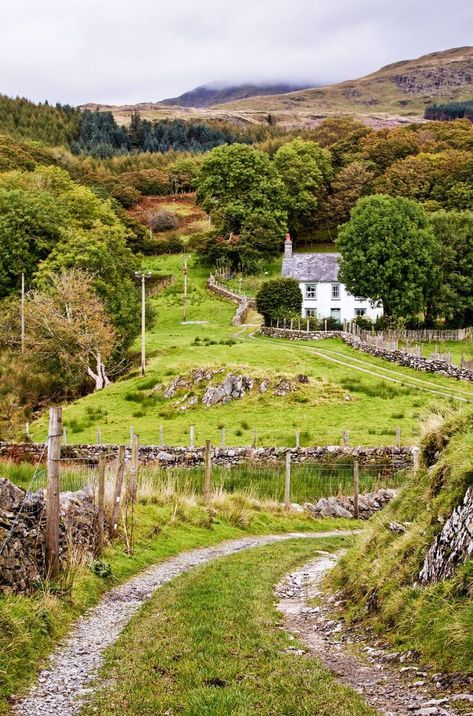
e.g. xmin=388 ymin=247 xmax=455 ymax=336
xmin=206 ymin=277 xmax=256 ymax=326
xmin=0 ymin=442 xmax=415 ymax=470
xmin=0 ymin=478 xmax=98 ymax=593
xmin=261 ymin=326 xmax=473 ymax=382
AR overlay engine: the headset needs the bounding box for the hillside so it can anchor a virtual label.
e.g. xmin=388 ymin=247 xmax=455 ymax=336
xmin=222 ymin=46 xmax=473 ymax=116
xmin=330 ymin=406 xmax=473 ymax=674
xmin=159 ymin=82 xmax=313 ymax=108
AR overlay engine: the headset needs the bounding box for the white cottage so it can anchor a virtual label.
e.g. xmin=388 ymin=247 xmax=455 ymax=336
xmin=282 ymin=235 xmax=383 ymax=323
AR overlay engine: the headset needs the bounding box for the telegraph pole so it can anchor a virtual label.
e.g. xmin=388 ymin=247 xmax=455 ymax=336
xmin=21 ymin=272 xmax=25 ymax=353
xmin=134 ymin=271 xmax=152 ymax=376
xmin=183 ymin=256 xmax=188 ymax=322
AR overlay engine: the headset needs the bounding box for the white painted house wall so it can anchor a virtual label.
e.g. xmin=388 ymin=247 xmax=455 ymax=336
xmin=298 ymin=280 xmax=383 ymax=323
xmin=281 ymin=235 xmax=383 ymax=323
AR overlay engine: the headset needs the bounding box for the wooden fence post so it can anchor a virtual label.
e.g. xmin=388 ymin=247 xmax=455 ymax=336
xmin=221 ymin=427 xmax=226 ymax=448
xmin=96 ymin=454 xmax=106 ymax=556
xmin=46 ymin=407 xmax=62 ymax=579
xmin=295 ymin=430 xmax=300 ymax=449
xmin=324 ymin=319 xmax=327 ymax=332
xmin=97 ymin=428 xmax=102 ymax=446
xmin=159 ymin=425 xmax=164 ymax=447
xmin=204 ymin=440 xmax=212 ymax=503
xmin=353 ymin=461 xmax=359 ymax=519
xmin=343 ymin=431 xmax=350 ymax=447
xmin=396 ymin=426 xmax=401 ymax=447
xmin=412 ymin=447 xmax=420 ymax=473
xmin=253 ymin=428 xmax=257 ymax=448
xmin=111 ymin=446 xmax=126 ymax=537
xmin=130 ymin=425 xmax=134 ymax=448
xmin=62 ymin=427 xmax=67 ymax=446
xmin=128 ymin=434 xmax=139 ymax=554
xmin=284 ymin=451 xmax=291 ymax=511
xmin=190 ymin=425 xmax=195 ymax=449
xmin=25 ymin=420 xmax=30 ymax=439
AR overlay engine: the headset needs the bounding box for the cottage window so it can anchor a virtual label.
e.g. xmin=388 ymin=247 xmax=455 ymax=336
xmin=305 ymin=284 xmax=317 ymax=299
xmin=331 ymin=283 xmax=340 ymax=299
xmin=355 ymin=308 xmax=367 ymax=317
xmin=305 ymin=308 xmax=317 ymax=317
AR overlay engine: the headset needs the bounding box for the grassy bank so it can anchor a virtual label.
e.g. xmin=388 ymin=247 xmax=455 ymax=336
xmin=329 ymin=407 xmax=473 ymax=673
xmin=0 ymin=494 xmax=359 ymax=716
xmin=27 ymin=254 xmax=473 ymax=448
xmin=82 ymin=537 xmax=376 ymax=716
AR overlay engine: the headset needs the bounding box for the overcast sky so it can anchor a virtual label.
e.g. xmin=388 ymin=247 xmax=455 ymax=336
xmin=1 ymin=0 xmax=472 ymax=106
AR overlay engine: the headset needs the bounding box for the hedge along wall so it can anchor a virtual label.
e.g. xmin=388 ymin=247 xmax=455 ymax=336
xmin=261 ymin=327 xmax=473 ymax=383
xmin=0 ymin=442 xmax=415 ymax=470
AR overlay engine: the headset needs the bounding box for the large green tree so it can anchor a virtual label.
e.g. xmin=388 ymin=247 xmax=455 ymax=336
xmin=196 ymin=143 xmax=287 ymax=239
xmin=427 ymin=210 xmax=473 ymax=326
xmin=337 ymin=195 xmax=436 ymax=317
xmin=273 ymin=139 xmax=332 ymax=237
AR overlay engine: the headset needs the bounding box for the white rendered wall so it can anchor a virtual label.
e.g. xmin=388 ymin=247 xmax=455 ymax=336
xmin=299 ymin=281 xmax=383 ymax=322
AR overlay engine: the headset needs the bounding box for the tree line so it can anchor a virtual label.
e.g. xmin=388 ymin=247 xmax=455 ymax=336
xmin=425 ymin=101 xmax=473 ymax=121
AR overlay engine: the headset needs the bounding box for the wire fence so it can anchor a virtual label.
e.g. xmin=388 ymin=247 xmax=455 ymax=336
xmin=136 ymin=462 xmax=405 ymax=504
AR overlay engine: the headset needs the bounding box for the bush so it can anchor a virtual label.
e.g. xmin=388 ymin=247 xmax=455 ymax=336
xmin=149 ymin=210 xmax=179 ymax=233
xmin=256 ymin=278 xmax=302 ymax=325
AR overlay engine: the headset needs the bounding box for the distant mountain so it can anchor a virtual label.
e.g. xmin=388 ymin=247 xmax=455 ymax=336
xmin=223 ymin=46 xmax=473 ymax=115
xmin=159 ymin=82 xmax=314 ymax=108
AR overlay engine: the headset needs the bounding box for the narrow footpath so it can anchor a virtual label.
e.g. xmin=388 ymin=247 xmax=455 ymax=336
xmin=277 ymin=556 xmax=468 ymax=716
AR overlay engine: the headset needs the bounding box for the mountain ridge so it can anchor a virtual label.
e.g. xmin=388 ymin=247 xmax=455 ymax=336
xmin=159 ymin=82 xmax=314 ymax=108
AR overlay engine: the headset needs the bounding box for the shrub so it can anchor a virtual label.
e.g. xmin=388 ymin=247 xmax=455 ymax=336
xmin=148 ymin=210 xmax=179 ymax=232
xmin=256 ymin=278 xmax=302 ymax=325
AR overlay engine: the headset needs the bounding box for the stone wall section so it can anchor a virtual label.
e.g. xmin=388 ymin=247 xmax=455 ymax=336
xmin=261 ymin=326 xmax=473 ymax=382
xmin=0 ymin=478 xmax=98 ymax=593
xmin=0 ymin=442 xmax=415 ymax=469
xmin=206 ymin=277 xmax=256 ymax=326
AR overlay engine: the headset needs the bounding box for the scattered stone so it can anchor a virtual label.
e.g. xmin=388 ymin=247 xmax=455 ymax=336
xmin=306 ymin=489 xmax=397 ymax=520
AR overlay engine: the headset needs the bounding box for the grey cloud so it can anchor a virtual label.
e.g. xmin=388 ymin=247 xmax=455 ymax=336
xmin=0 ymin=0 xmax=471 ymax=105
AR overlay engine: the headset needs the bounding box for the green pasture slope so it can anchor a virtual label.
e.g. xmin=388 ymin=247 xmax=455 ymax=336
xmin=29 ymin=254 xmax=473 ymax=447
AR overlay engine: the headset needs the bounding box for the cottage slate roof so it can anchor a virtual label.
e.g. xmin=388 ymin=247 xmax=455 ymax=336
xmin=282 ymin=252 xmax=340 ymax=282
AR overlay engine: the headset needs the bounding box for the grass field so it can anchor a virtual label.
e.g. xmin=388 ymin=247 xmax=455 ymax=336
xmin=81 ymin=537 xmax=376 ymax=716
xmin=28 ymin=254 xmax=473 ymax=447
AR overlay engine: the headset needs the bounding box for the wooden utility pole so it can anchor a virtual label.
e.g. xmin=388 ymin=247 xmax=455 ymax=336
xmin=183 ymin=256 xmax=188 ymax=322
xmin=96 ymin=454 xmax=106 ymax=556
xmin=353 ymin=461 xmax=359 ymax=520
xmin=204 ymin=440 xmax=212 ymax=503
xmin=284 ymin=451 xmax=291 ymax=511
xmin=111 ymin=446 xmax=126 ymax=537
xmin=46 ymin=407 xmax=62 ymax=579
xmin=21 ymin=272 xmax=25 ymax=354
xmin=141 ymin=273 xmax=146 ymax=376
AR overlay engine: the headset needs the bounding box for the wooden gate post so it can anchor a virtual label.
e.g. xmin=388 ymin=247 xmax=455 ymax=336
xmin=204 ymin=440 xmax=212 ymax=503
xmin=46 ymin=407 xmax=62 ymax=579
xmin=111 ymin=446 xmax=126 ymax=537
xmin=96 ymin=454 xmax=106 ymax=556
xmin=284 ymin=451 xmax=291 ymax=511
xmin=353 ymin=461 xmax=359 ymax=520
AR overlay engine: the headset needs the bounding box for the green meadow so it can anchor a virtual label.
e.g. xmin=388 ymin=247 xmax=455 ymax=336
xmin=29 ymin=254 xmax=473 ymax=448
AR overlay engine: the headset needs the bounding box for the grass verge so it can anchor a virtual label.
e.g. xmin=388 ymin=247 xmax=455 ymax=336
xmin=0 ymin=498 xmax=360 ymax=716
xmin=328 ymin=406 xmax=473 ymax=673
xmin=82 ymin=537 xmax=376 ymax=716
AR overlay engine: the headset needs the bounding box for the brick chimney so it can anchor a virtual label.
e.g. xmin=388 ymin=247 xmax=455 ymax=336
xmin=284 ymin=233 xmax=292 ymax=258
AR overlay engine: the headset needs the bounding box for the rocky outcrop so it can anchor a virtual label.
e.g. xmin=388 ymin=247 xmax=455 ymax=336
xmin=0 ymin=478 xmax=99 ymax=593
xmin=202 ymin=373 xmax=254 ymax=406
xmin=305 ymin=488 xmax=396 ymax=520
xmin=419 ymin=486 xmax=473 ymax=584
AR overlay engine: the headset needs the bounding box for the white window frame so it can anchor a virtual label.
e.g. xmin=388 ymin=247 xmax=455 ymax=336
xmin=331 ymin=283 xmax=340 ymax=300
xmin=305 ymin=308 xmax=317 ymax=317
xmin=355 ymin=308 xmax=367 ymax=317
xmin=305 ymin=283 xmax=317 ymax=300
